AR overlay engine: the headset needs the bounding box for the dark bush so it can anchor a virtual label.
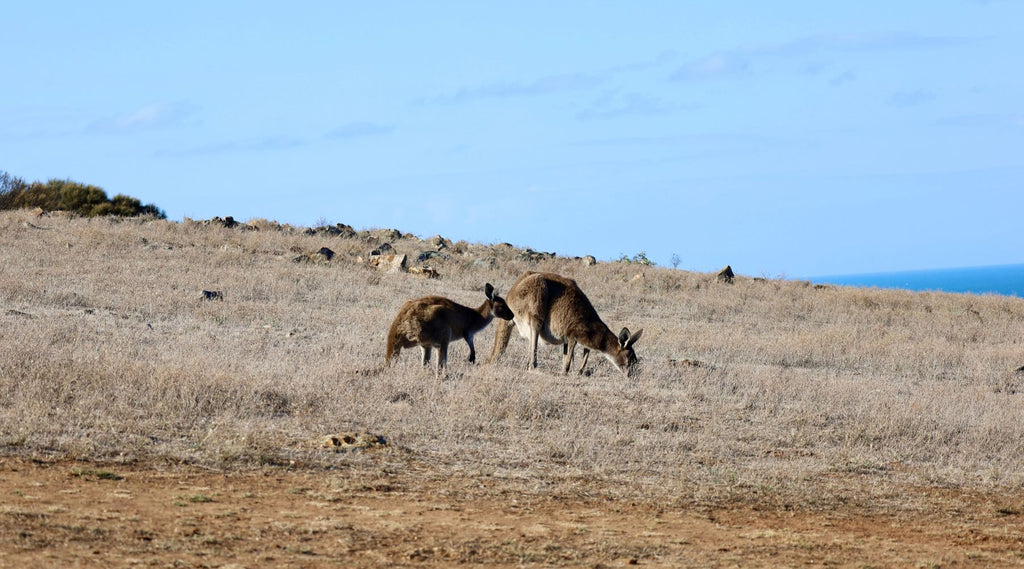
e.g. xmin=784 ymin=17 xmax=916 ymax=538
xmin=0 ymin=170 xmax=165 ymax=219
xmin=0 ymin=171 xmax=28 ymax=210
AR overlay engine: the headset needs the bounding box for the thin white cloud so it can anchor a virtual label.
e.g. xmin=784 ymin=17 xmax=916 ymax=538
xmin=86 ymin=102 xmax=197 ymax=134
xmin=155 ymin=135 xmax=306 ymax=158
xmin=0 ymin=107 xmax=84 ymax=140
xmin=326 ymin=122 xmax=394 ymax=140
xmin=931 ymin=113 xmax=1024 ymax=129
xmin=671 ymin=52 xmax=750 ymax=81
xmin=762 ymin=31 xmax=970 ymax=57
xmin=432 ymin=72 xmax=604 ymax=104
xmin=572 ymin=132 xmax=809 ymax=155
xmin=828 ymin=70 xmax=858 ymax=87
xmin=605 ymin=50 xmax=679 ymax=74
xmin=887 ymin=90 xmax=936 ymax=108
xmin=577 ymin=92 xmax=681 ymax=120
xmin=671 ymin=31 xmax=971 ymax=82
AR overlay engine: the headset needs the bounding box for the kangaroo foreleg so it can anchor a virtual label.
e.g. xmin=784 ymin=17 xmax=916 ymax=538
xmin=577 ymin=348 xmax=591 ymax=375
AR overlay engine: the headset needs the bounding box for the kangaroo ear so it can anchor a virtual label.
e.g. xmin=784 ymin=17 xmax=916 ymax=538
xmin=485 ymin=283 xmax=495 ymax=300
xmin=618 ymin=327 xmax=631 ymax=347
xmin=625 ymin=328 xmax=643 ymax=348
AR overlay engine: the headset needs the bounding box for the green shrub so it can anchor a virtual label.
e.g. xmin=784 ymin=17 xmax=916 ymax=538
xmin=0 ymin=170 xmax=165 ymax=218
xmin=617 ymin=250 xmax=654 ymax=266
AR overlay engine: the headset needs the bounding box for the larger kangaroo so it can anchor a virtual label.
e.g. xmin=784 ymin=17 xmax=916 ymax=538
xmin=489 ymin=271 xmax=643 ymax=376
xmin=386 ymin=283 xmax=513 ymax=373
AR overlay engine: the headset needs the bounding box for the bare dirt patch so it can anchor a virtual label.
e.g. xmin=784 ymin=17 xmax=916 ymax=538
xmin=2 ymin=457 xmax=1023 ymax=568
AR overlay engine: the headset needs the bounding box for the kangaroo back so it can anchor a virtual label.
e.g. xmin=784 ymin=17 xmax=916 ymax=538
xmin=387 ymin=284 xmax=510 ymax=371
xmin=490 ymin=271 xmax=642 ymax=376
xmin=505 ymin=271 xmax=600 ymax=344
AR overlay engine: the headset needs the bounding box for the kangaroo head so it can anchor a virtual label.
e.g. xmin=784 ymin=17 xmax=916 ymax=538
xmin=612 ymin=327 xmax=644 ymax=376
xmin=485 ymin=283 xmax=515 ymax=320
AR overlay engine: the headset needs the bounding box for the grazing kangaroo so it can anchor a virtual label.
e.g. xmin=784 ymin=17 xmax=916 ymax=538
xmin=386 ymin=283 xmax=513 ymax=373
xmin=489 ymin=271 xmax=643 ymax=376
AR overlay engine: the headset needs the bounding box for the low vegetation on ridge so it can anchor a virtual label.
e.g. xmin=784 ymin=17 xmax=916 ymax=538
xmin=0 ymin=171 xmax=165 ymax=219
xmin=1 ymin=209 xmax=1023 ymax=509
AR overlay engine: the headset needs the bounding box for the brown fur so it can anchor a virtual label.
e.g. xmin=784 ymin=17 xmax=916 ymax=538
xmin=385 ymin=283 xmax=513 ymax=373
xmin=489 ymin=271 xmax=643 ymax=376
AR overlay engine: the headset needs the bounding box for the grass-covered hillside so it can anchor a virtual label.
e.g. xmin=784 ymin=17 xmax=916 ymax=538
xmin=2 ymin=209 xmax=1023 ymax=507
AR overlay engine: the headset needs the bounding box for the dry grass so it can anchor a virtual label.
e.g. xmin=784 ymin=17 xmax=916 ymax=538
xmin=2 ymin=210 xmax=1023 ymax=509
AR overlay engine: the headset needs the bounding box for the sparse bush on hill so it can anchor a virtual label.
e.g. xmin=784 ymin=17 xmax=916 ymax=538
xmin=618 ymin=250 xmax=654 ymax=266
xmin=0 ymin=170 xmax=27 ymax=199
xmin=0 ymin=170 xmax=165 ymax=218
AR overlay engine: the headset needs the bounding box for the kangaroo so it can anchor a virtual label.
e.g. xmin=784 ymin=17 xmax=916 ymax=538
xmin=385 ymin=283 xmax=513 ymax=373
xmin=489 ymin=271 xmax=643 ymax=377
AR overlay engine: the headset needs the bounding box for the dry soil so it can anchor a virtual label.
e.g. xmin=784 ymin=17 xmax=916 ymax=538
xmin=2 ymin=456 xmax=1023 ymax=568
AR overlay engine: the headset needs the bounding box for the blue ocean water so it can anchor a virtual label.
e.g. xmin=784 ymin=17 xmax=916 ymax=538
xmin=810 ymin=263 xmax=1024 ymax=298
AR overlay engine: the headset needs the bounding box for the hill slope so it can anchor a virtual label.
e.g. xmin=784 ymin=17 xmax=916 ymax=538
xmin=2 ymin=209 xmax=1024 ymax=504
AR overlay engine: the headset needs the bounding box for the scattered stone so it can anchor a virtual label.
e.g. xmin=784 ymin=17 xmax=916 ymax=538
xmin=521 ymin=248 xmax=556 ymax=262
xmin=717 ymin=265 xmax=735 ymax=284
xmin=369 ymin=228 xmax=402 ymax=242
xmin=197 ymin=215 xmax=259 ymax=230
xmin=292 ymin=247 xmax=335 ymax=264
xmin=321 ymin=432 xmax=387 ymax=452
xmin=369 ymin=253 xmax=407 ymax=273
xmin=316 ymin=247 xmax=335 ymax=261
xmin=669 ymin=358 xmax=714 ymax=370
xmin=416 ymin=250 xmax=446 ymax=263
xmin=201 ymin=290 xmax=224 ymax=301
xmin=472 ymin=257 xmax=497 ymax=269
xmin=211 ymin=216 xmax=238 ymax=229
xmin=408 ymin=266 xmax=440 ymax=279
xmin=305 ymin=223 xmax=356 ymax=238
xmin=246 ymin=218 xmax=284 ymax=232
xmin=429 ymin=235 xmax=452 ymax=250
xmin=582 ymin=255 xmax=597 ymax=267
xmin=371 ymin=242 xmax=395 ymax=256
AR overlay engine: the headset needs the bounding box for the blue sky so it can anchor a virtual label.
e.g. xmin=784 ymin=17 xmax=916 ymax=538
xmin=3 ymin=2 xmax=1022 ymax=277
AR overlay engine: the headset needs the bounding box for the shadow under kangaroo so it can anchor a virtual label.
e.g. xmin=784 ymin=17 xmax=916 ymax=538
xmin=488 ymin=271 xmax=643 ymax=377
xmin=385 ymin=283 xmax=513 ymax=374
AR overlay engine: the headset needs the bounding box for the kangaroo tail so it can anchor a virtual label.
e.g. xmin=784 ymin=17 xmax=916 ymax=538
xmin=487 ymin=319 xmax=515 ymax=364
xmin=385 ymin=323 xmax=399 ymax=366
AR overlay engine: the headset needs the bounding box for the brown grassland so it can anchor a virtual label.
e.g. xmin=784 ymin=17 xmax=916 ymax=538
xmin=1 ymin=210 xmax=1024 ymax=567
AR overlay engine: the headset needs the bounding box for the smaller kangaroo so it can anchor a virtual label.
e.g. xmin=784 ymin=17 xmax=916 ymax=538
xmin=489 ymin=271 xmax=643 ymax=377
xmin=385 ymin=283 xmax=513 ymax=373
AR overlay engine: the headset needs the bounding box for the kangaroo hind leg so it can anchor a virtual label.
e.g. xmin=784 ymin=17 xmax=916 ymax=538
xmin=562 ymin=339 xmax=577 ymax=374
